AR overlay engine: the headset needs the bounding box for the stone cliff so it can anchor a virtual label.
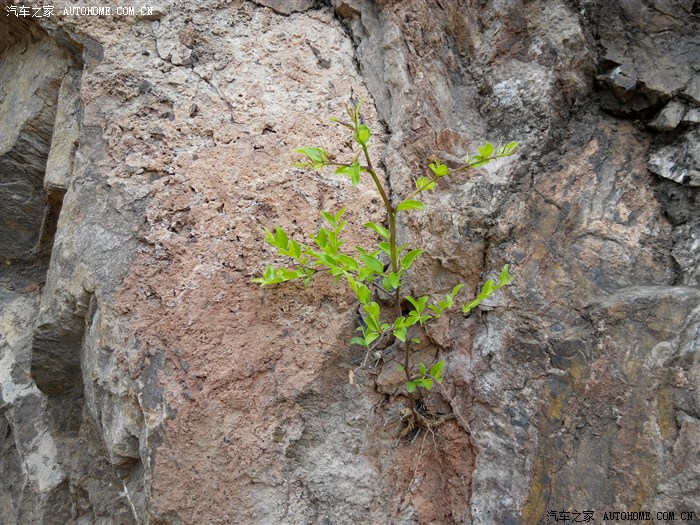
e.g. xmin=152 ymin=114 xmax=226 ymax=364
xmin=0 ymin=1 xmax=698 ymax=524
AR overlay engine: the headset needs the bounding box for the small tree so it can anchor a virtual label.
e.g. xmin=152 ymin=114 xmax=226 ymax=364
xmin=254 ymin=103 xmax=517 ymax=431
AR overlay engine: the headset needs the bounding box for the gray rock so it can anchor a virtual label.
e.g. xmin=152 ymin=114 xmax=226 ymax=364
xmin=593 ymin=0 xmax=699 ymax=116
xmin=648 ymin=99 xmax=687 ymax=131
xmin=252 ymin=0 xmax=316 ymax=15
xmin=0 ymin=22 xmax=69 ymax=262
xmin=135 ymin=2 xmax=167 ymax=20
xmin=45 ymin=70 xmax=81 ymax=193
xmin=683 ymin=107 xmax=700 ymax=125
xmin=649 ymin=128 xmax=700 ymax=186
xmin=672 ymin=223 xmax=700 ymax=286
xmin=684 ymin=72 xmax=700 ymax=105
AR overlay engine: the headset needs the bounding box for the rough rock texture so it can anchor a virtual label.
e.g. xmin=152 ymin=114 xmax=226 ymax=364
xmin=0 ymin=1 xmax=698 ymax=524
xmin=0 ymin=17 xmax=71 ymax=263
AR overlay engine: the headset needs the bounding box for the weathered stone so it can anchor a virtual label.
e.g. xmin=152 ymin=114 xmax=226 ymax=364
xmin=654 ymin=172 xmax=700 ymax=286
xmin=1 ymin=0 xmax=699 ymax=523
xmin=253 ymin=0 xmax=316 ymax=15
xmin=0 ymin=347 xmax=68 ymax=523
xmin=45 ymin=70 xmax=81 ymax=193
xmin=0 ymin=18 xmax=70 ymax=262
xmin=521 ymin=287 xmax=700 ymax=523
xmin=671 ymin=223 xmax=700 ymax=286
xmin=135 ymin=2 xmax=167 ymax=20
xmin=169 ymin=42 xmax=192 ymax=66
xmin=649 ymin=128 xmax=700 ymax=186
xmin=1 ymin=16 xmax=142 ymax=525
xmin=593 ymin=0 xmax=699 ymax=117
xmin=684 ymin=72 xmax=700 ymax=105
xmin=648 ymin=99 xmax=687 ymax=131
xmin=683 ymin=107 xmax=700 ymax=125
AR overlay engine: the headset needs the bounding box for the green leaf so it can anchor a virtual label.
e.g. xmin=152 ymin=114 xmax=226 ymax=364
xmin=363 ymin=301 xmax=380 ymax=320
xmin=420 ymin=378 xmax=434 ymax=390
xmin=393 ymin=317 xmax=406 ymax=329
xmin=468 ymin=154 xmax=489 ymax=168
xmin=281 ymin=269 xmax=302 ymax=280
xmin=357 ymin=267 xmax=374 ymax=281
xmin=406 ymin=310 xmax=431 ymax=326
xmin=480 ymin=279 xmax=496 ymax=299
xmin=335 ymin=162 xmax=362 ymax=186
xmin=253 ymin=265 xmax=287 ymax=286
xmin=364 ymin=222 xmax=390 ymax=240
xmin=356 ymin=284 xmax=371 ymax=305
xmin=335 ymin=161 xmax=362 ymax=186
xmin=419 ymin=362 xmax=427 ymax=376
xmin=410 ymin=338 xmax=420 ymax=344
xmin=336 ymin=254 xmax=359 ymax=271
xmin=462 ymin=266 xmax=514 ymax=313
xmin=428 ymin=160 xmax=449 ymax=177
xmin=382 ymin=277 xmax=391 ymax=291
xmin=497 ymin=141 xmax=519 ymax=156
xmin=320 ymin=211 xmax=336 ymax=227
xmin=393 ymin=327 xmax=407 ymax=342
xmin=364 ymin=331 xmax=379 ymax=346
xmin=429 ymin=304 xmax=442 ymax=318
xmin=315 ymin=252 xmax=338 ymax=268
xmin=365 ymin=315 xmax=380 ymax=333
xmin=334 ymin=207 xmax=347 ymax=222
xmin=377 ymin=242 xmax=392 ymax=255
xmin=401 ymin=249 xmax=424 ymax=271
xmin=355 ymin=124 xmax=371 ymax=146
xmin=396 ymin=200 xmax=425 ymax=212
xmin=462 ymin=298 xmax=481 ymax=314
xmin=429 ymin=361 xmax=444 ymax=379
xmin=389 ymin=272 xmax=400 ymax=289
xmin=405 ymin=381 xmax=417 ymax=393
xmin=360 ymin=254 xmax=384 ymax=273
xmin=397 ymin=364 xmax=405 ymax=372
xmin=349 ymin=163 xmax=362 ymax=187
xmin=406 ymin=295 xmax=430 ymax=315
xmin=406 ymin=311 xmax=420 ymax=326
xmin=406 ymin=295 xmax=419 ymax=311
xmin=315 ymin=228 xmax=328 ymax=248
xmin=274 ymin=227 xmax=288 ymax=249
xmin=264 ymin=228 xmax=275 ymax=246
xmin=499 ymin=264 xmax=514 ymax=286
xmin=416 ymin=176 xmax=436 ymax=191
xmin=478 ymin=142 xmax=494 ymax=158
xmin=295 ymin=147 xmax=329 ymax=168
xmin=451 ymin=283 xmax=465 ymax=298
xmin=350 ymin=336 xmax=367 ymax=347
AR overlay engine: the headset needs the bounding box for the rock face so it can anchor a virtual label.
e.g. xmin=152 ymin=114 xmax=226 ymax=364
xmin=0 ymin=1 xmax=698 ymax=524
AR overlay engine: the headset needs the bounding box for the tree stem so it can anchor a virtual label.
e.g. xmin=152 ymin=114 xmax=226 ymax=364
xmin=360 ymin=138 xmax=418 ymax=419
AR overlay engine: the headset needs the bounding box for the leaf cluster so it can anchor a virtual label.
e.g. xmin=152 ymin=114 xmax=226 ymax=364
xmin=255 ymin=102 xmax=519 ymax=402
xmin=399 ymin=361 xmax=445 ymax=393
